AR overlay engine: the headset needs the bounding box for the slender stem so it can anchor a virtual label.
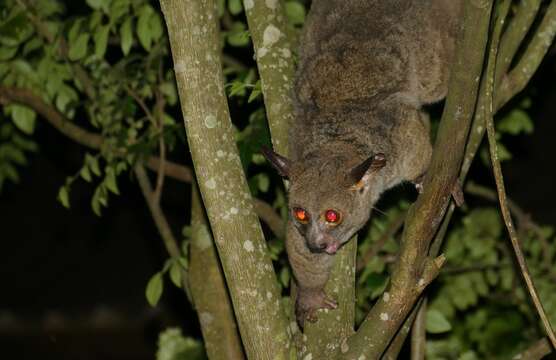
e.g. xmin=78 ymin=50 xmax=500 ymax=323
xmin=484 ymin=5 xmax=556 ymax=344
xmin=410 ymin=298 xmax=427 ymax=360
xmin=497 ymin=1 xmax=556 ymax=109
xmin=134 ymin=164 xmax=191 ymax=302
xmin=496 ymin=0 xmax=542 ymax=85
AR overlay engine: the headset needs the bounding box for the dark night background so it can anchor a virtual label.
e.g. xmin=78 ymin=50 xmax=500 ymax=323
xmin=1 ymin=5 xmax=556 ymax=359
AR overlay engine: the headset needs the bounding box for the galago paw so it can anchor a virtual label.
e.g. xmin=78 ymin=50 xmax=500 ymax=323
xmin=295 ymin=289 xmax=338 ymax=328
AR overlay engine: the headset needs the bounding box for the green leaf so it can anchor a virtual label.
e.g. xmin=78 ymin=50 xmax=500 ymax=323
xmin=104 ymin=167 xmax=119 ymax=194
xmin=145 ymin=272 xmax=163 ymax=306
xmin=160 ymin=82 xmax=177 ymax=106
xmin=136 ymin=5 xmax=154 ymax=51
xmin=227 ymin=22 xmax=250 ymax=47
xmin=177 ymin=257 xmax=188 ymax=269
xmin=285 ymin=1 xmax=306 ymax=25
xmin=248 ymin=80 xmax=262 ymax=103
xmin=0 ymin=46 xmax=18 ymax=61
xmin=86 ymin=154 xmax=101 ymax=176
xmin=68 ymin=33 xmax=90 ymax=61
xmin=279 ymin=267 xmax=290 ymax=288
xmin=498 ymin=109 xmax=534 ymax=135
xmin=10 ymin=104 xmax=36 ymax=135
xmin=0 ymin=12 xmax=33 ymax=46
xmin=120 ymin=18 xmax=133 ymax=55
xmin=228 ymin=80 xmax=247 ymax=97
xmin=89 ymin=11 xmax=103 ymax=29
xmin=217 ymin=0 xmax=226 ymax=17
xmin=86 ymin=0 xmax=107 ymax=10
xmin=91 ymin=185 xmax=107 ymax=216
xmin=57 ymin=186 xmax=70 ymax=208
xmin=94 ymin=25 xmax=110 ymax=59
xmin=80 ymin=166 xmax=92 ymax=182
xmin=426 ymin=309 xmax=452 ymax=334
xmin=255 ymin=173 xmax=269 ymax=192
xmin=22 ymin=37 xmax=42 ymax=56
xmin=150 ymin=13 xmax=164 ymax=41
xmin=169 ymin=261 xmax=182 ymax=288
xmin=228 ymin=0 xmax=243 ymax=15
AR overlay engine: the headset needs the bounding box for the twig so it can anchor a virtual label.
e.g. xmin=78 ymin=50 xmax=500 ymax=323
xmin=134 ymin=164 xmax=191 ymax=302
xmin=496 ymin=0 xmax=543 ymax=85
xmin=125 ymin=86 xmax=157 ymax=126
xmin=0 ymin=85 xmax=285 ymax=238
xmin=410 ymin=298 xmax=427 ymax=360
xmin=153 ymin=83 xmax=166 ymax=204
xmin=382 ymin=297 xmax=425 ymax=360
xmin=484 ymin=3 xmax=556 ymax=346
xmin=497 ymin=1 xmax=556 ymax=109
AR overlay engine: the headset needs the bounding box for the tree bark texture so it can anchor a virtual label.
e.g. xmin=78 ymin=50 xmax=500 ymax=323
xmin=190 ymin=184 xmax=245 ymax=359
xmin=159 ymin=1 xmax=293 ymax=359
xmin=342 ymin=1 xmax=494 ymax=357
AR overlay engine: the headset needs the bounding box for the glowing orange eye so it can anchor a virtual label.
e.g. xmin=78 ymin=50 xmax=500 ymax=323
xmin=324 ymin=209 xmax=341 ymax=224
xmin=294 ymin=208 xmax=309 ymax=223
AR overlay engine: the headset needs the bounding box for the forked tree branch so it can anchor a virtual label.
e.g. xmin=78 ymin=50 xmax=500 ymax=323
xmin=0 ymin=86 xmax=285 ymax=239
xmin=497 ymin=1 xmax=556 ymax=108
xmin=341 ymin=1 xmax=494 ymax=357
xmin=243 ymin=2 xmax=360 ymax=352
xmin=159 ymin=0 xmax=293 ymax=358
xmin=483 ymin=8 xmax=556 ymax=344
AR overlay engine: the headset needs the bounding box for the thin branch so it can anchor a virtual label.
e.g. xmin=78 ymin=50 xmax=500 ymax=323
xmin=153 ymin=85 xmax=166 ymax=204
xmin=252 ymin=200 xmax=285 ymax=239
xmin=484 ymin=3 xmax=556 ymax=346
xmin=496 ymin=0 xmax=543 ymax=85
xmin=134 ymin=165 xmax=182 ymax=257
xmin=497 ymin=1 xmax=556 ymax=109
xmin=382 ymin=297 xmax=425 ymax=360
xmin=410 ymin=298 xmax=427 ymax=360
xmin=125 ymin=86 xmax=157 ymax=126
xmin=342 ymin=1 xmax=494 ymax=357
xmin=0 ymin=85 xmax=285 ymax=239
xmin=134 ymin=164 xmax=191 ymax=302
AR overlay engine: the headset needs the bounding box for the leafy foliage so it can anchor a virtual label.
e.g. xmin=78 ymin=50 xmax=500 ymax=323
xmin=156 ymin=328 xmax=206 ymax=360
xmin=1 ymin=0 xmax=554 ymax=358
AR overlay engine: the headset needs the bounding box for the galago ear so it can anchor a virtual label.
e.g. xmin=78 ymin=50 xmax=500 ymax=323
xmin=350 ymin=153 xmax=386 ymax=190
xmin=261 ymin=146 xmax=290 ymax=178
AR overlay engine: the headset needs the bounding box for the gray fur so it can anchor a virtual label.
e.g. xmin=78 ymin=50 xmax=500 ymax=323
xmin=265 ymin=0 xmax=462 ymax=326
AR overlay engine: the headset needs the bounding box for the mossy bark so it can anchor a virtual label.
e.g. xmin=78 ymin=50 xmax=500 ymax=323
xmin=159 ymin=1 xmax=293 ymax=359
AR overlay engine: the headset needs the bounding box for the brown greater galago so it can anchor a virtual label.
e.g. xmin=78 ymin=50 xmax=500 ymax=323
xmin=263 ymin=0 xmax=463 ymax=327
